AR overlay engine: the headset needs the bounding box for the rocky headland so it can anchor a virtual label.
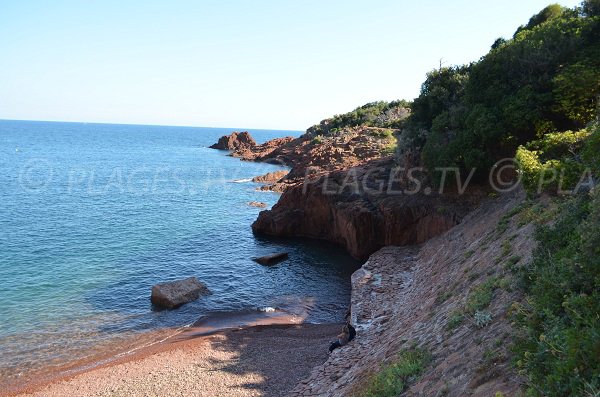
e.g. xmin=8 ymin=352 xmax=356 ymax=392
xmin=211 ymin=125 xmax=481 ymax=260
xmin=208 ymin=101 xmax=530 ymax=396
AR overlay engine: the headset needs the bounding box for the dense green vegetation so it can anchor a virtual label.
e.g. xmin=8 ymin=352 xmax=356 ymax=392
xmin=516 ymin=124 xmax=598 ymax=194
xmin=307 ymin=100 xmax=411 ymax=136
xmin=400 ymin=1 xmax=599 ymax=182
xmin=396 ymin=2 xmax=598 ymax=394
xmin=513 ymin=191 xmax=600 ymax=396
xmin=306 ymin=3 xmax=598 ymax=395
xmin=357 ymin=348 xmax=430 ymax=397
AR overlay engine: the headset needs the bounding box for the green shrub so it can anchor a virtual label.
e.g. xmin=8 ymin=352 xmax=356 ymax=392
xmin=516 ymin=133 xmax=589 ymax=195
xmin=307 ymin=100 xmax=411 ymax=137
xmin=513 ymin=191 xmax=600 ymax=396
xmin=311 ymin=134 xmax=323 ymax=145
xmin=528 ymin=129 xmax=591 ymax=158
xmin=369 ymin=128 xmax=395 ymax=139
xmin=466 ymin=277 xmax=499 ymax=313
xmin=403 ymin=4 xmax=599 ymax=181
xmin=474 ymin=310 xmax=493 ymax=328
xmin=515 ymin=146 xmax=544 ymax=194
xmin=358 ymin=348 xmax=430 ymax=397
xmin=582 ymin=123 xmax=600 ymax=175
xmin=447 ymin=311 xmax=465 ymax=331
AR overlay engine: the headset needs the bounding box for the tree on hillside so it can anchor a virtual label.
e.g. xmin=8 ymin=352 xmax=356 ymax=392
xmin=400 ymin=1 xmax=600 ymax=183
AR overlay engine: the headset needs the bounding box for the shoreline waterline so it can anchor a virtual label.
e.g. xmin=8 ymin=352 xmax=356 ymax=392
xmin=1 ymin=121 xmax=359 ymax=389
xmin=2 ymin=307 xmax=328 ymax=396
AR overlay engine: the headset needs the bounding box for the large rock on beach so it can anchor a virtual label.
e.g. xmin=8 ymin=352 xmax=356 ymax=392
xmin=151 ymin=277 xmax=210 ymax=309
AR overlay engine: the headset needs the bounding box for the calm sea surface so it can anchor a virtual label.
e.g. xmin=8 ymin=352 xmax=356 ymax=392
xmin=0 ymin=120 xmax=359 ymax=382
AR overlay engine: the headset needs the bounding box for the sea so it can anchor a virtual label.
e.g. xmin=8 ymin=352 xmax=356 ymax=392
xmin=0 ymin=120 xmax=360 ymax=386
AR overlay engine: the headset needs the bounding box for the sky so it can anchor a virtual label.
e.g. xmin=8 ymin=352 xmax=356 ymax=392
xmin=0 ymin=0 xmax=583 ymax=131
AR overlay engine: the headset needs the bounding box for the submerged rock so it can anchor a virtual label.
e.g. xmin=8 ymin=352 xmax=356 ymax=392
xmin=252 ymin=170 xmax=288 ymax=183
xmin=151 ymin=277 xmax=210 ymax=309
xmin=253 ymin=252 xmax=289 ymax=266
xmin=248 ymin=201 xmax=268 ymax=208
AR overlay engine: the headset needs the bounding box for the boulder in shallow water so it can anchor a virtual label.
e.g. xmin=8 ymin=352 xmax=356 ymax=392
xmin=253 ymin=252 xmax=289 ymax=266
xmin=151 ymin=277 xmax=210 ymax=309
xmin=251 ymin=170 xmax=288 ymax=183
xmin=248 ymin=201 xmax=268 ymax=208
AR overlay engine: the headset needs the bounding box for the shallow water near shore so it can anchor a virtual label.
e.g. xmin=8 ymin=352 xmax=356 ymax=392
xmin=0 ymin=120 xmax=361 ymax=386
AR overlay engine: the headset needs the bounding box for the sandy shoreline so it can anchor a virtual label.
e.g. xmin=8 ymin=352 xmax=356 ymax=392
xmin=5 ymin=322 xmax=341 ymax=397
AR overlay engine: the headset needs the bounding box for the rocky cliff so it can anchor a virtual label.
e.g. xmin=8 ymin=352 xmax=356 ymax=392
xmin=290 ymin=189 xmax=532 ymax=397
xmin=209 ymin=131 xmax=257 ymax=151
xmin=252 ymin=157 xmax=481 ymax=260
xmin=210 ymin=129 xmax=483 ymax=260
xmin=211 ymin=127 xmax=401 ymax=192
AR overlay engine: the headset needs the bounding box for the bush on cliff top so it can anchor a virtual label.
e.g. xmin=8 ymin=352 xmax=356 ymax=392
xmin=401 ymin=1 xmax=599 ymax=182
xmin=516 ymin=123 xmax=598 ymax=195
xmin=307 ymin=100 xmax=411 ymax=137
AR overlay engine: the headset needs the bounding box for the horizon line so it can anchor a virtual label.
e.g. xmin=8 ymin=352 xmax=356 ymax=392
xmin=0 ymin=118 xmax=305 ymax=133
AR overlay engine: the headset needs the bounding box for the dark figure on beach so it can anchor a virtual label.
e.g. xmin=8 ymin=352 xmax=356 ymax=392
xmin=328 ymin=323 xmax=356 ymax=353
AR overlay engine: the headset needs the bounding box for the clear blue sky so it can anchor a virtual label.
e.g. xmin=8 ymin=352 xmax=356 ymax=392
xmin=0 ymin=0 xmax=582 ymax=131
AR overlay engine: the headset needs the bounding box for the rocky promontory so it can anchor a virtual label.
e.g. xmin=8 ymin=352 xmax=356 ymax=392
xmin=252 ymin=157 xmax=481 ymax=260
xmin=210 ymin=126 xmax=404 ymax=192
xmin=209 ymin=115 xmax=481 ymax=261
xmin=209 ymin=131 xmax=256 ymax=151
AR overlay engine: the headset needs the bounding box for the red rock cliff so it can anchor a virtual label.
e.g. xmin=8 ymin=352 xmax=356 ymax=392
xmin=252 ymin=158 xmax=480 ymax=260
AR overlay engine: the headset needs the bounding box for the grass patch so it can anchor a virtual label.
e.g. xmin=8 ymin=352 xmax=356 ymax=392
xmin=381 ymin=136 xmax=398 ymax=156
xmin=497 ymin=277 xmax=512 ymax=291
xmin=479 ymin=348 xmax=502 ymax=373
xmin=497 ymin=203 xmax=529 ymax=234
xmin=446 ymin=311 xmax=465 ymax=331
xmin=501 ymin=241 xmax=512 ymax=257
xmin=516 ymin=201 xmax=558 ymax=227
xmin=311 ymin=134 xmax=324 ymax=145
xmin=466 ymin=277 xmax=499 ymax=314
xmin=358 ymin=348 xmax=430 ymax=397
xmin=435 ymin=290 xmax=452 ymax=305
xmin=369 ymin=128 xmax=395 ymax=138
xmin=505 ymin=255 xmax=522 ymax=272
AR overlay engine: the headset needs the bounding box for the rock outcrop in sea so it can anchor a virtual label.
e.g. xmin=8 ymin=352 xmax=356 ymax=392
xmin=248 ymin=201 xmax=267 ymax=208
xmin=253 ymin=252 xmax=289 ymax=266
xmin=210 ymin=128 xmax=480 ymax=260
xmin=209 ymin=131 xmax=256 ymax=151
xmin=251 ymin=170 xmax=288 ymax=183
xmin=252 ymin=157 xmax=480 ymax=260
xmin=151 ymin=277 xmax=211 ymax=309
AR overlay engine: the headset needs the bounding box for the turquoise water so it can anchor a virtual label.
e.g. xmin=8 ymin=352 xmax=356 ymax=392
xmin=0 ymin=120 xmax=359 ymax=380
